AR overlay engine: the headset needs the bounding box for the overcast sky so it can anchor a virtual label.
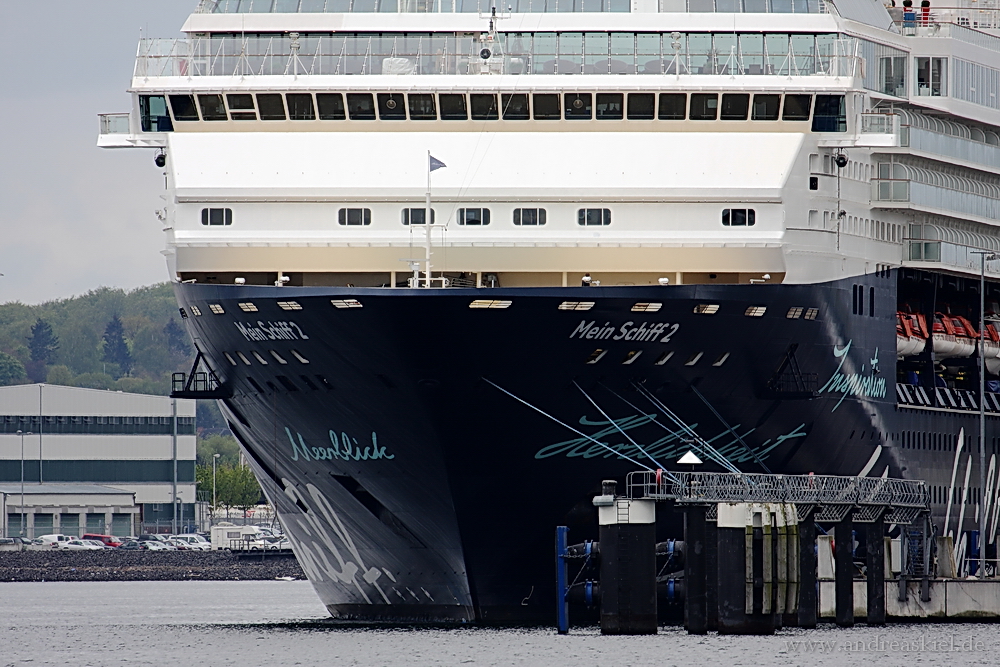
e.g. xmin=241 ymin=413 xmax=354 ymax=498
xmin=0 ymin=1 xmax=195 ymax=305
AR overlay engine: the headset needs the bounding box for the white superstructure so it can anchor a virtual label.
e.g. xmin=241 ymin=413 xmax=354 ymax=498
xmin=100 ymin=0 xmax=1000 ymax=288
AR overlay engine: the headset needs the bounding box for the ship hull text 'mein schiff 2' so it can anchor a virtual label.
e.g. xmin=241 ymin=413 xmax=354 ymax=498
xmin=101 ymin=0 xmax=1000 ymax=622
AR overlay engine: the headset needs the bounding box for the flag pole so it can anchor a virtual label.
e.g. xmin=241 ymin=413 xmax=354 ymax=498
xmin=425 ymin=150 xmax=432 ymax=288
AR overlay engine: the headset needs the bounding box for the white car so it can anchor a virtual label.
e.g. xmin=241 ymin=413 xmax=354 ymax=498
xmin=172 ymin=534 xmax=212 ymax=551
xmin=37 ymin=534 xmax=72 ymax=546
xmin=56 ymin=539 xmax=104 ymax=551
xmin=143 ymin=541 xmax=171 ymax=551
xmin=82 ymin=539 xmax=112 ymax=549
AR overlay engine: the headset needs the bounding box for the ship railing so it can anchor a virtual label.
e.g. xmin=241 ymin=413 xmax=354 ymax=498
xmin=407 ymin=276 xmax=451 ymax=288
xmin=99 ymin=113 xmax=131 ymax=135
xmin=904 ymin=238 xmax=1000 ymax=276
xmin=897 ymin=383 xmax=1000 ymax=413
xmin=892 ymin=11 xmax=1000 ymax=47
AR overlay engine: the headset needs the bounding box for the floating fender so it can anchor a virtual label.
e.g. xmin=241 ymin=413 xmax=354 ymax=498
xmin=655 ymin=539 xmax=686 ymax=570
xmin=656 ymin=577 xmax=685 ymax=604
xmin=566 ymin=540 xmax=600 ymax=558
xmin=566 ymin=580 xmax=601 ymax=606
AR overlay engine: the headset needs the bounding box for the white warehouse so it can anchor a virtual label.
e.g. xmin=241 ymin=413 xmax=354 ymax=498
xmin=0 ymin=384 xmax=196 ymax=538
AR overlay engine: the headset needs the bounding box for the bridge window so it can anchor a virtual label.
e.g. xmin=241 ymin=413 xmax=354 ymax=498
xmin=256 ymin=94 xmax=286 ymax=120
xmin=812 ymin=95 xmax=846 ymax=132
xmin=916 ymin=57 xmax=947 ymax=97
xmin=658 ymin=94 xmax=686 ymax=120
xmin=689 ymin=93 xmax=719 ymax=120
xmin=198 ymin=95 xmax=228 ymax=121
xmin=752 ymin=94 xmax=780 ymax=121
xmin=533 ymin=94 xmax=561 ymax=119
xmin=627 ymin=93 xmax=655 ymax=120
xmin=402 ymin=208 xmax=435 ymax=225
xmin=458 ymin=208 xmax=491 ymax=225
xmin=346 ymin=93 xmax=376 ymax=120
xmin=408 ymin=94 xmax=437 ymax=120
xmin=502 ymin=94 xmax=530 ymax=120
xmin=139 ymin=95 xmax=173 ymax=132
xmin=565 ymin=93 xmax=593 ymax=119
xmin=439 ymin=94 xmax=468 ymax=120
xmin=226 ymin=94 xmax=257 ymax=121
xmin=338 ymin=208 xmax=371 ymax=226
xmin=782 ymin=94 xmax=812 ymax=121
xmin=377 ymin=93 xmax=406 ymax=120
xmin=720 ymin=94 xmax=750 ymax=120
xmin=287 ymin=93 xmax=316 ymax=120
xmin=316 ymin=93 xmax=346 ymax=120
xmin=201 ymin=208 xmax=233 ymax=226
xmin=596 ymin=93 xmax=624 ymax=120
xmin=169 ymin=95 xmax=199 ymax=121
xmin=513 ymin=208 xmax=546 ymax=225
xmin=578 ymin=208 xmax=611 ymax=226
xmin=470 ymin=94 xmax=499 ymax=120
xmin=722 ymin=209 xmax=755 ymax=226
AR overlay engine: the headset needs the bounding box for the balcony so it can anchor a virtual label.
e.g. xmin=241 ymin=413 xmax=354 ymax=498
xmin=96 ymin=112 xmax=167 ymax=149
xmin=903 ymin=224 xmax=1000 ymax=278
xmin=99 ymin=113 xmax=130 ymax=134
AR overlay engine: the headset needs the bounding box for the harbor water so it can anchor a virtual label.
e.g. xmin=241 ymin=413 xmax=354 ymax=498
xmin=2 ymin=580 xmax=999 ymax=666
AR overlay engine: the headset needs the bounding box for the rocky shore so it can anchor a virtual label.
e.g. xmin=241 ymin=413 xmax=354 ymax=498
xmin=0 ymin=550 xmax=304 ymax=582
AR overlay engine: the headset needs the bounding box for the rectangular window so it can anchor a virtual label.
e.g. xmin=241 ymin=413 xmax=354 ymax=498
xmin=689 ymin=93 xmax=718 ymax=120
xmin=782 ymin=94 xmax=812 ymax=121
xmin=346 ymin=93 xmax=376 ymax=120
xmin=256 ymin=94 xmax=286 ymax=120
xmin=722 ymin=209 xmax=755 ymax=226
xmin=470 ymin=94 xmax=499 ymax=120
xmin=501 ymin=94 xmax=530 ymax=120
xmin=402 ymin=208 xmax=435 ymax=225
xmin=139 ymin=95 xmax=173 ymax=132
xmin=720 ymin=93 xmax=750 ymax=120
xmin=198 ymin=95 xmax=228 ymax=121
xmin=751 ymin=94 xmax=780 ymax=121
xmin=377 ymin=93 xmax=406 ymax=120
xmin=169 ymin=95 xmax=199 ymax=121
xmin=338 ymin=208 xmax=371 ymax=226
xmin=408 ymin=94 xmax=437 ymax=120
xmin=201 ymin=208 xmax=233 ymax=226
xmin=658 ymin=93 xmax=686 ymax=120
xmin=564 ymin=93 xmax=593 ymax=119
xmin=439 ymin=94 xmax=468 ymax=120
xmin=578 ymin=208 xmax=611 ymax=226
xmin=916 ymin=57 xmax=947 ymax=97
xmin=457 ymin=208 xmax=491 ymax=225
xmin=316 ymin=93 xmax=346 ymax=120
xmin=627 ymin=93 xmax=655 ymax=120
xmin=533 ymin=94 xmax=561 ymax=120
xmin=226 ymin=94 xmax=257 ymax=121
xmin=513 ymin=208 xmax=547 ymax=225
xmin=812 ymin=95 xmax=846 ymax=132
xmin=595 ymin=93 xmax=624 ymax=120
xmin=880 ymin=56 xmax=907 ymax=97
xmin=286 ymin=93 xmax=316 ymax=120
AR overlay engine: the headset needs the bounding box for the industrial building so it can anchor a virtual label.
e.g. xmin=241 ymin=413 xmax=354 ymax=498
xmin=0 ymin=384 xmax=196 ymax=538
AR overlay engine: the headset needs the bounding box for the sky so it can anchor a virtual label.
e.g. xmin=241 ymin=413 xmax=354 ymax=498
xmin=0 ymin=1 xmax=196 ymax=305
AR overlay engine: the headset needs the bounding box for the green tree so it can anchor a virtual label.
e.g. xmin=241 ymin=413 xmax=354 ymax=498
xmin=197 ymin=433 xmax=241 ymax=467
xmin=0 ymin=352 xmax=27 ymax=386
xmin=164 ymin=319 xmax=191 ymax=357
xmin=45 ymin=365 xmax=75 ymax=386
xmin=101 ymin=314 xmax=133 ymax=379
xmin=216 ymin=465 xmax=262 ymax=516
xmin=26 ymin=319 xmax=59 ymax=382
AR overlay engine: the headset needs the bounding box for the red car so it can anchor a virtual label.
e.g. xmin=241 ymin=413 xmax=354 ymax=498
xmin=82 ymin=534 xmax=122 ymax=548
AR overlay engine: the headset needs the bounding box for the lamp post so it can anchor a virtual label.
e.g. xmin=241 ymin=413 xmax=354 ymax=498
xmin=16 ymin=430 xmax=31 ymax=538
xmin=212 ymin=453 xmax=221 ymax=524
xmin=974 ymin=250 xmax=997 ymax=579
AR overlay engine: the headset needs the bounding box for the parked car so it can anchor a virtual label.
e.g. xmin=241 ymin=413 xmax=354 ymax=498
xmin=172 ymin=534 xmax=212 ymax=551
xmin=143 ymin=541 xmax=171 ymax=551
xmin=118 ymin=540 xmax=146 ymax=551
xmin=55 ymin=539 xmax=104 ymax=551
xmin=165 ymin=539 xmax=190 ymax=550
xmin=82 ymin=539 xmax=113 ymax=549
xmin=264 ymin=536 xmax=292 ymax=551
xmin=37 ymin=534 xmax=72 ymax=545
xmin=82 ymin=534 xmax=122 ymax=548
xmin=0 ymin=537 xmax=25 ymax=552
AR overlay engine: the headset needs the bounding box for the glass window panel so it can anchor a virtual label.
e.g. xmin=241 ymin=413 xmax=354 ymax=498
xmin=377 ymin=93 xmax=407 ymax=120
xmin=627 ymin=93 xmax=655 ymax=120
xmin=637 ymin=33 xmax=662 ymax=75
xmin=715 ymin=0 xmax=740 ymax=10
xmin=771 ymin=0 xmax=793 ymax=12
xmin=815 ymin=33 xmax=836 ymax=74
xmin=346 ymin=93 xmax=376 ymax=120
xmin=227 ymin=94 xmax=255 ymax=110
xmin=198 ymin=95 xmax=228 ymax=121
xmin=687 ymin=34 xmax=713 ymax=75
xmin=317 ymin=93 xmax=346 ymax=120
xmin=458 ymin=208 xmax=490 ymax=225
xmin=533 ymin=94 xmax=561 ymax=119
xmin=558 ymin=32 xmax=583 ymax=74
xmin=257 ymin=93 xmax=286 ymax=120
xmin=790 ymin=34 xmax=815 ymax=74
xmin=140 ymin=95 xmax=172 ymax=132
xmin=713 ymin=34 xmax=738 ymax=75
xmin=782 ymin=94 xmax=812 ymax=120
xmin=514 ymin=208 xmax=546 ymax=225
xmin=720 ymin=93 xmax=749 ymax=120
xmin=689 ymin=0 xmax=715 ymax=11
xmin=470 ymin=94 xmax=499 ymax=120
xmin=402 ymin=208 xmax=435 ymax=225
xmin=408 ymin=94 xmax=437 ymax=120
xmin=532 ymin=32 xmax=558 ymax=75
xmin=658 ymin=93 xmax=686 ymax=120
xmin=439 ymin=94 xmax=468 ymax=120
xmin=751 ymin=94 xmax=780 ymax=120
xmin=564 ymin=93 xmax=593 ymax=119
xmin=765 ymin=34 xmax=790 ymax=75
xmin=689 ymin=93 xmax=718 ymax=120
xmin=501 ymin=94 xmax=530 ymax=120
xmin=812 ymin=94 xmax=846 ymax=132
xmin=740 ymin=34 xmax=765 ymax=74
xmin=744 ymin=0 xmax=767 ymax=9
xmin=595 ymin=93 xmax=624 ymax=120
xmin=286 ymin=93 xmax=316 ymax=120
xmin=168 ymin=95 xmax=197 ymax=122
xmin=584 ymin=32 xmax=609 ymax=74
xmin=611 ymin=33 xmax=635 ymax=74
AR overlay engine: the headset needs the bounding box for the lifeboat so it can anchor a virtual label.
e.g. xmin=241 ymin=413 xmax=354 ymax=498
xmin=983 ymin=322 xmax=1000 ymax=375
xmin=932 ymin=313 xmax=976 ymax=359
xmin=896 ymin=312 xmax=928 ymax=357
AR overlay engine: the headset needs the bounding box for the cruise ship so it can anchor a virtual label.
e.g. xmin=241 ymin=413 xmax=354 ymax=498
xmin=100 ymin=0 xmax=1000 ymax=621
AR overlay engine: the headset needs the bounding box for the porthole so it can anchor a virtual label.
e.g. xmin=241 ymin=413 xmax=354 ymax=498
xmin=190 ymin=306 xmax=202 ymax=317
xmin=208 ymin=304 xmax=225 ymax=315
xmin=632 ymin=303 xmax=662 ymax=313
xmin=745 ymin=306 xmax=766 ymax=317
xmin=469 ymin=300 xmax=511 ymax=309
xmin=331 ymin=299 xmax=363 ymax=308
xmin=277 ymin=301 xmax=302 ymax=311
xmin=558 ymin=301 xmax=595 ymax=311
xmin=804 ymin=308 xmax=819 ymax=320
xmin=694 ymin=304 xmax=719 ymax=315
xmin=786 ymin=307 xmax=804 ymax=319
xmin=238 ymin=302 xmax=258 ymax=312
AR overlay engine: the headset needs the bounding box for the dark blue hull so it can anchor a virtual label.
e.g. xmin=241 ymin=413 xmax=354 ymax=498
xmin=175 ymin=271 xmax=994 ymax=621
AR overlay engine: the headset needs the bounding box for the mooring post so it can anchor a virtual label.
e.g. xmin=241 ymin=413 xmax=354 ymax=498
xmin=797 ymin=507 xmax=818 ymax=629
xmin=556 ymin=525 xmax=569 ymax=634
xmin=598 ymin=485 xmax=657 ymax=635
xmin=705 ymin=517 xmax=719 ymax=632
xmin=866 ymin=512 xmax=886 ymax=626
xmin=834 ymin=515 xmax=855 ymax=628
xmin=684 ymin=504 xmax=708 ymax=635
